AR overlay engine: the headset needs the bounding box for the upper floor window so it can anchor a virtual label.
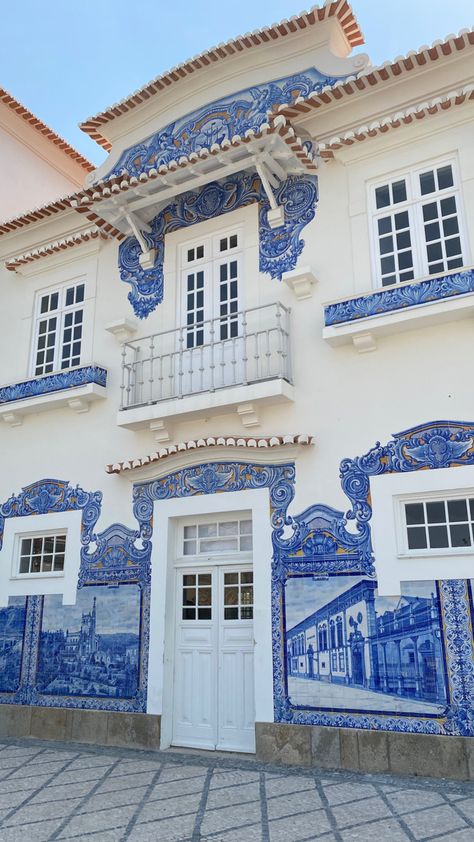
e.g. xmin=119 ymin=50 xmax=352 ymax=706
xmin=182 ymin=517 xmax=252 ymax=556
xmin=180 ymin=229 xmax=241 ymax=348
xmin=402 ymin=494 xmax=474 ymax=553
xmin=32 ymin=282 xmax=85 ymax=376
xmin=371 ymin=161 xmax=466 ymax=287
xmin=17 ymin=533 xmax=66 ymax=576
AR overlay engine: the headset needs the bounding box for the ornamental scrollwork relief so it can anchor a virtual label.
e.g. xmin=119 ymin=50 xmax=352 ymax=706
xmin=118 ymin=172 xmax=318 ymax=318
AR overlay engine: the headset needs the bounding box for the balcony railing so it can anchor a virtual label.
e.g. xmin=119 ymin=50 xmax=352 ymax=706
xmin=120 ymin=302 xmax=291 ymax=410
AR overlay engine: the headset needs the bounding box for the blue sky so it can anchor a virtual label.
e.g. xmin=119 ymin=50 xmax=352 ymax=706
xmin=41 ymin=585 xmax=140 ymax=635
xmin=1 ymin=1 xmax=472 ymax=166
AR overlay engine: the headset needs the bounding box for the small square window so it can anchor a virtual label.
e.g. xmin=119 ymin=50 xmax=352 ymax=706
xmin=17 ymin=533 xmax=67 ymax=575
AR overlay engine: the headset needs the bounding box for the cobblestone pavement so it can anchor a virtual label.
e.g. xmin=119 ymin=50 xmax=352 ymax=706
xmin=0 ymin=739 xmax=473 ymax=842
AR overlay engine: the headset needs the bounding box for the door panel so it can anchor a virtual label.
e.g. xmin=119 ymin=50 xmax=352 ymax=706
xmin=172 ymin=564 xmax=254 ymax=753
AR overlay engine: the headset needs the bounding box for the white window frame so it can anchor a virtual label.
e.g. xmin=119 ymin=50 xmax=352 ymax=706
xmin=30 ymin=279 xmax=86 ymax=377
xmin=14 ymin=529 xmax=67 ymax=578
xmin=370 ymin=465 xmax=474 ymax=596
xmin=368 ymin=155 xmax=469 ymax=289
xmin=0 ymin=509 xmax=83 ymax=606
xmin=396 ymin=488 xmax=474 ymax=558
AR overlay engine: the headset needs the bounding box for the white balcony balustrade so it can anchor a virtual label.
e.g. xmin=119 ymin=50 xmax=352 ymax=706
xmin=120 ymin=302 xmax=291 ymax=410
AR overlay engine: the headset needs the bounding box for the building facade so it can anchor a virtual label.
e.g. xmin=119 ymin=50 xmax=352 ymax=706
xmin=0 ymin=2 xmax=474 ymax=777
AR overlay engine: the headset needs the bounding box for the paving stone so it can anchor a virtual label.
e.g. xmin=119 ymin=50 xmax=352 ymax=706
xmin=402 ymin=803 xmax=468 ymax=839
xmin=456 ymin=798 xmax=474 ymax=822
xmin=340 ymin=817 xmax=410 ymax=841
xmin=0 ymin=818 xmax=64 ymax=841
xmin=206 ymin=781 xmax=260 ymax=809
xmin=158 ymin=763 xmax=206 ymax=782
xmin=265 ymin=774 xmax=315 ymax=797
xmin=30 ymin=780 xmax=99 ymax=802
xmin=209 ymin=769 xmax=260 ymax=787
xmin=58 ymin=804 xmax=137 ymax=836
xmin=2 ymin=798 xmax=82 ymax=826
xmin=79 ymin=784 xmax=149 ymax=812
xmin=268 ymin=808 xmax=332 ymax=841
xmin=136 ymin=792 xmax=201 ymax=823
xmin=266 ymin=788 xmax=323 ymax=820
xmin=148 ymin=776 xmax=206 ymax=799
xmin=127 ymin=814 xmax=196 ymax=841
xmin=200 ymin=825 xmax=263 ymax=841
xmin=95 ymin=770 xmax=157 ymax=792
xmin=201 ymin=801 xmax=261 ymax=835
xmin=323 ymin=781 xmax=378 ymax=806
xmin=332 ymin=795 xmax=392 ymax=829
xmin=385 ymin=787 xmax=446 ymax=813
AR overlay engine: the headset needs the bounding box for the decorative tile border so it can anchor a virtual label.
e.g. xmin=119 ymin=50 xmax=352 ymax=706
xmin=118 ymin=172 xmax=318 ymax=318
xmin=324 ymin=268 xmax=474 ymax=327
xmin=0 ymin=365 xmax=107 ymax=405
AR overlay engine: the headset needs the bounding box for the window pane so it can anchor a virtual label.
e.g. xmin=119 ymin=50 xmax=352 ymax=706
xmin=241 ymin=586 xmax=253 ymax=603
xmin=241 ymin=571 xmax=253 ymax=584
xmin=420 ymin=170 xmax=436 ymax=195
xmin=447 ymin=499 xmax=468 ymax=522
xmin=230 ymin=234 xmax=238 ymax=248
xmin=198 ymin=573 xmax=211 ymax=586
xmin=424 ymin=222 xmax=440 ymax=242
xmin=427 ymin=243 xmax=443 ymax=262
xmin=20 ymin=538 xmax=32 ymax=555
xmin=437 ymin=165 xmax=454 ymax=190
xmin=240 ymin=520 xmax=252 ymax=535
xmin=450 ymin=524 xmax=471 ymax=548
xmin=53 ymin=555 xmax=65 ymax=572
xmin=219 ymin=521 xmax=238 ymax=536
xmin=42 ymin=555 xmax=53 ymax=572
xmin=470 ymin=499 xmax=474 ymax=520
xmin=443 ymin=217 xmax=459 ymax=236
xmin=198 ymin=607 xmax=212 ymax=620
xmin=183 ymin=588 xmax=196 ymax=606
xmin=224 ymin=572 xmax=238 ymax=585
xmin=200 ymin=538 xmax=237 ymax=553
xmin=225 ymin=607 xmax=239 ymax=620
xmin=56 ymin=536 xmax=66 ymax=552
xmin=407 ymin=527 xmax=427 ymax=549
xmin=379 ymin=235 xmax=393 ymax=255
xmin=392 ymin=180 xmax=407 ymax=204
xmin=441 ymin=196 xmax=456 ymax=216
xmin=184 ymin=525 xmax=196 ymax=539
xmin=405 ymin=503 xmax=425 ymax=525
xmin=426 ymin=501 xmax=446 ymax=523
xmin=198 ymin=523 xmax=217 ymax=538
xmin=428 ymin=525 xmax=449 ymax=548
xmin=375 ymin=185 xmax=390 ymax=209
xmin=378 ymin=217 xmax=392 ymax=235
xmin=224 ymin=587 xmax=238 ymax=605
xmin=183 ymin=574 xmax=195 ymax=587
xmin=445 ymin=237 xmax=461 ymax=258
xmin=198 ymin=587 xmax=212 ymax=606
xmin=183 ymin=541 xmax=196 ymax=555
xmin=381 ymin=256 xmax=395 ymax=274
xmin=19 ymin=558 xmax=30 ymax=574
xmin=422 ymin=202 xmax=438 ymax=222
xmin=31 ymin=557 xmax=42 ymax=573
xmin=183 ymin=607 xmax=195 ymax=620
xmin=241 ymin=606 xmax=253 ymax=620
xmin=240 ymin=536 xmax=253 ymax=551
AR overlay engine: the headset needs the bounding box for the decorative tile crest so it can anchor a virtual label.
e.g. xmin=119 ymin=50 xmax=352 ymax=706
xmin=106 ymin=68 xmax=337 ymax=182
xmin=118 ymin=172 xmax=318 ymax=318
xmin=0 ymin=365 xmax=107 ymax=405
xmin=324 ymin=268 xmax=474 ymax=327
xmin=0 ymin=479 xmax=102 ymax=551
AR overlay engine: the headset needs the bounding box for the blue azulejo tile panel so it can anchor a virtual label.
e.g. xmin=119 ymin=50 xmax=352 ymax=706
xmin=36 ymin=585 xmax=140 ymax=700
xmin=0 ymin=597 xmax=27 ymax=693
xmin=284 ymin=575 xmax=447 ymax=716
xmin=0 ymin=365 xmax=107 ymax=405
xmin=324 ymin=268 xmax=474 ymax=326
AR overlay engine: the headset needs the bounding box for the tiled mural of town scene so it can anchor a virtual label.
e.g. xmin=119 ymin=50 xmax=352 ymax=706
xmin=285 ymin=576 xmax=448 ymax=715
xmin=36 ymin=585 xmax=140 ymax=698
xmin=0 ymin=597 xmax=26 ymax=693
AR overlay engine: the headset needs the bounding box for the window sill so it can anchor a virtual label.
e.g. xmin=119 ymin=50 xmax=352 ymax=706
xmin=322 ymin=266 xmax=474 ymax=352
xmin=0 ymin=364 xmax=107 ymax=426
xmin=11 ymin=572 xmax=65 ymax=580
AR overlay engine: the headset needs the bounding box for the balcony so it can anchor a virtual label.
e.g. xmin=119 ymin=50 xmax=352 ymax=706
xmin=117 ymin=302 xmax=294 ymax=435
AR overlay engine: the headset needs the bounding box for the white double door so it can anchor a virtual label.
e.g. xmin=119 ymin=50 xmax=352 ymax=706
xmin=172 ymin=563 xmax=255 ymax=753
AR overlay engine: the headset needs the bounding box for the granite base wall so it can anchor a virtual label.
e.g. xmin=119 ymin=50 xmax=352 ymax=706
xmin=0 ymin=705 xmax=161 ymax=751
xmin=256 ymin=722 xmax=474 ymax=780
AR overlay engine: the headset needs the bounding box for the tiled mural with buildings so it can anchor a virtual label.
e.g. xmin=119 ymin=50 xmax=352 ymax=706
xmin=285 ymin=576 xmax=447 ymax=715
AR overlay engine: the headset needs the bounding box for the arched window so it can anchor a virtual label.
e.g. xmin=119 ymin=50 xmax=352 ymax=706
xmin=330 ymin=620 xmax=336 ymax=649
